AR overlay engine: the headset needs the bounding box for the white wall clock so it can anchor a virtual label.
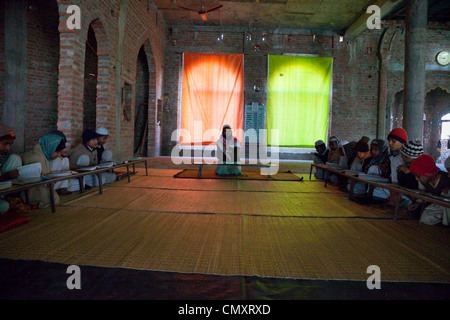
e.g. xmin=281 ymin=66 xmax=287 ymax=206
xmin=436 ymin=51 xmax=450 ymax=66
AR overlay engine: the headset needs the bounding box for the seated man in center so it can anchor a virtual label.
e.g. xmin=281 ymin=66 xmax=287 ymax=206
xmin=216 ymin=124 xmax=241 ymax=176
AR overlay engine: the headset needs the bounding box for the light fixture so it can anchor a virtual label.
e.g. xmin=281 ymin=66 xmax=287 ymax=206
xmin=246 ymin=32 xmax=252 ymax=41
xmin=312 ymin=35 xmax=316 ymax=42
xmin=262 ymin=32 xmax=267 ymax=42
xmin=339 ymin=35 xmax=344 ymax=42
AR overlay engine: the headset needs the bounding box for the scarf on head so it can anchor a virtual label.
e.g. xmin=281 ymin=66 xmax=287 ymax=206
xmin=327 ymin=136 xmax=341 ymax=163
xmin=367 ymin=139 xmax=389 ymax=167
xmin=39 ymin=133 xmax=65 ymax=161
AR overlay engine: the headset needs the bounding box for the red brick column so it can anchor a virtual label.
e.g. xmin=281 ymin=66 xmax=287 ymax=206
xmin=57 ymin=16 xmax=85 ymax=148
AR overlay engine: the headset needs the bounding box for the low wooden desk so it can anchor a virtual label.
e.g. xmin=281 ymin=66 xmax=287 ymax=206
xmin=0 ymin=159 xmax=148 ymax=213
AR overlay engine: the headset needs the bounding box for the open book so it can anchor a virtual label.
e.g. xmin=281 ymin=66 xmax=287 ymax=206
xmin=15 ymin=163 xmax=42 ymax=183
xmin=76 ymin=166 xmax=99 ymax=171
xmin=358 ymin=173 xmax=389 ymax=183
xmin=45 ymin=171 xmax=78 ymax=178
xmin=326 ymin=162 xmax=345 ymax=170
xmin=98 ymin=162 xmax=114 ymax=168
xmin=341 ymin=170 xmax=360 ymax=176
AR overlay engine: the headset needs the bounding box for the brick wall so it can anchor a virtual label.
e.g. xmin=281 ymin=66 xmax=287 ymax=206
xmin=161 ymin=28 xmax=382 ymax=155
xmin=0 ymin=0 xmax=166 ymax=159
xmin=25 ymin=0 xmax=60 ymax=151
xmin=1 ymin=0 xmax=448 ymax=159
xmin=161 ymin=24 xmax=449 ymax=156
xmin=56 ymin=0 xmax=166 ymax=160
xmin=0 ymin=1 xmax=4 ymax=120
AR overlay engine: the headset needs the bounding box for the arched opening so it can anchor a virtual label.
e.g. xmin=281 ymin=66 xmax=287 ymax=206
xmin=139 ymin=39 xmax=157 ymax=157
xmin=134 ymin=46 xmax=149 ymax=156
xmin=390 ymin=90 xmax=404 ymax=131
xmin=424 ymin=88 xmax=450 ymax=163
xmin=83 ymin=24 xmax=98 ymax=131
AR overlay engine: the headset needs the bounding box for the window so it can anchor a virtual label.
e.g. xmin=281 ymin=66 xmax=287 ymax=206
xmin=267 ymin=55 xmax=333 ymax=147
xmin=181 ymin=53 xmax=244 ymax=145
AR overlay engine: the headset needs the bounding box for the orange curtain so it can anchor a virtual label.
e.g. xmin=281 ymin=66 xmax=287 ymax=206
xmin=181 ymin=53 xmax=244 ymax=145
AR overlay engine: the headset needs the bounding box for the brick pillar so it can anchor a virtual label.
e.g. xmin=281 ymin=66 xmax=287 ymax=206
xmin=3 ymin=0 xmax=27 ymax=153
xmin=57 ymin=30 xmax=85 ymax=148
xmin=403 ymin=0 xmax=428 ymax=140
xmin=113 ymin=0 xmax=129 ymax=161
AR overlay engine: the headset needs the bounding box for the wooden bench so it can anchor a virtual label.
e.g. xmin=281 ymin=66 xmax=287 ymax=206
xmin=194 ymin=162 xmax=275 ymax=177
xmin=310 ymin=163 xmax=450 ymax=220
xmin=0 ymin=159 xmax=148 ymax=213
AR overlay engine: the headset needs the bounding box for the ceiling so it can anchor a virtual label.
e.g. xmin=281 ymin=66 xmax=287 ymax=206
xmin=154 ymin=0 xmax=375 ymax=31
xmin=153 ymin=0 xmax=450 ymax=32
xmin=384 ymin=0 xmax=450 ymax=23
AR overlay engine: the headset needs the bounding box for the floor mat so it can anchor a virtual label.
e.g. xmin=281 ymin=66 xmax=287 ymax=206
xmin=174 ymin=169 xmax=303 ymax=181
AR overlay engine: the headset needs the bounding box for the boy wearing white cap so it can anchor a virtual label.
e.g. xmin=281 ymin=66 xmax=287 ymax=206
xmin=96 ymin=127 xmax=113 ymax=164
xmin=96 ymin=127 xmax=116 ymax=185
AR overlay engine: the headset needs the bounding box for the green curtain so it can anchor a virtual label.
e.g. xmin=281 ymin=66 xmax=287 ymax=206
xmin=267 ymin=55 xmax=333 ymax=147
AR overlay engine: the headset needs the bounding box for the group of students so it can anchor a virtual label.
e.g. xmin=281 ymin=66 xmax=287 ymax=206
xmin=0 ymin=124 xmax=115 ymax=215
xmin=314 ymin=128 xmax=450 ymax=227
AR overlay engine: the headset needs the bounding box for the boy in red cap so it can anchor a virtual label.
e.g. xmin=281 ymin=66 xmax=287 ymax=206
xmin=409 ymin=154 xmax=449 ymax=226
xmin=375 ymin=128 xmax=409 ymax=202
xmin=387 ymin=127 xmax=408 ymax=183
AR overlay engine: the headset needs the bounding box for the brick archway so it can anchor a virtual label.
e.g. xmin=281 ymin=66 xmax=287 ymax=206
xmin=57 ymin=13 xmax=112 ymax=147
xmin=87 ymin=18 xmax=113 ymax=138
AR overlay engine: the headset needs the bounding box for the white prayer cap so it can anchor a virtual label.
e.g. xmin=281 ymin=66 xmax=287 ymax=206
xmin=329 ymin=136 xmax=339 ymax=142
xmin=96 ymin=127 xmax=109 ymax=136
xmin=315 ymin=140 xmax=325 ymax=147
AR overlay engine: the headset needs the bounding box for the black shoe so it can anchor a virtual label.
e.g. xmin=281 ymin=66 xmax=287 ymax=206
xmin=57 ymin=188 xmax=72 ymax=196
xmin=407 ymin=206 xmax=422 ymax=220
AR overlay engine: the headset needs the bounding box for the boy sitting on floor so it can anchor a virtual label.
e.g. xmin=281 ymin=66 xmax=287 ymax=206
xmin=0 ymin=124 xmax=22 ymax=214
xmin=22 ymin=133 xmax=69 ymax=208
xmin=347 ymin=137 xmax=371 ymax=195
xmin=313 ymin=140 xmax=328 ymax=179
xmin=96 ymin=127 xmax=113 ymax=164
xmin=397 ymin=140 xmax=424 ymax=190
xmin=409 ymin=154 xmax=449 ymax=226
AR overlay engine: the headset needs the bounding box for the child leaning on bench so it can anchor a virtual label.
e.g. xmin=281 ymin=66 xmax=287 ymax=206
xmin=22 ymin=132 xmax=69 ymax=208
xmin=0 ymin=124 xmax=23 ymax=214
xmin=408 ymin=154 xmax=449 ymax=226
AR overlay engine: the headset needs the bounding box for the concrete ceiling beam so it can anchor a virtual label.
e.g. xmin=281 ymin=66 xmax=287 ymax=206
xmin=344 ymin=0 xmax=404 ymax=40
